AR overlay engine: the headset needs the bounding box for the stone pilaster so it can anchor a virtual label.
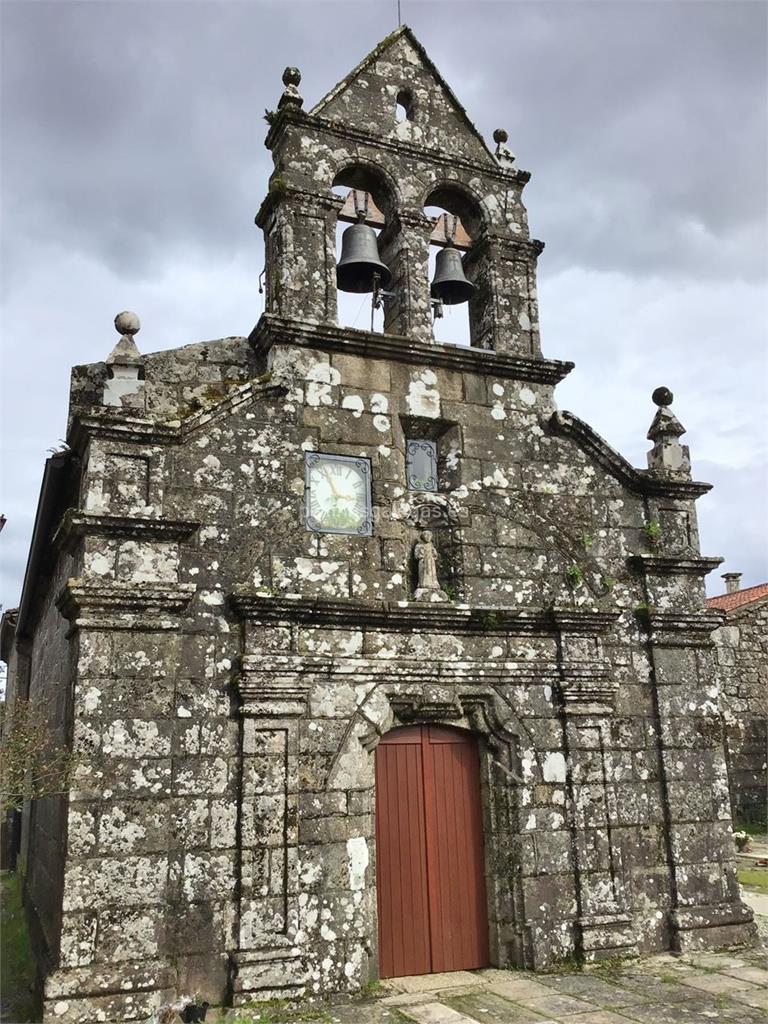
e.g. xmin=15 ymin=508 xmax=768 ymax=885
xmin=230 ymin=655 xmax=307 ymax=1002
xmin=631 ymin=557 xmax=757 ymax=951
xmin=464 ymin=235 xmax=543 ymax=356
xmin=378 ymin=211 xmax=434 ymax=344
xmin=554 ymin=613 xmax=638 ymax=961
xmin=257 ymin=187 xmax=343 ymax=326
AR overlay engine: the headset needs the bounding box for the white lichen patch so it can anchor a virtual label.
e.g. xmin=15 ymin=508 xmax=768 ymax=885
xmin=406 ymin=369 xmax=440 ymax=418
xmin=347 ymin=836 xmax=368 ymax=891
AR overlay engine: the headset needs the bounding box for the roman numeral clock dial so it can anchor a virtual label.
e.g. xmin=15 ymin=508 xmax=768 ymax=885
xmin=305 ymin=454 xmax=373 ymax=535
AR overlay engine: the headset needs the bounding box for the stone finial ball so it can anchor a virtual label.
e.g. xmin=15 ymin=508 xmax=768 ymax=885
xmin=652 ymin=386 xmax=674 ymax=407
xmin=114 ymin=311 xmax=140 ymax=336
xmin=493 ymin=128 xmax=509 ymax=145
xmin=282 ymin=66 xmax=301 ymax=87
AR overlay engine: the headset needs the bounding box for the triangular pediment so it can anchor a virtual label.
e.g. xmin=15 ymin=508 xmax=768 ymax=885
xmin=310 ymin=26 xmax=496 ymax=165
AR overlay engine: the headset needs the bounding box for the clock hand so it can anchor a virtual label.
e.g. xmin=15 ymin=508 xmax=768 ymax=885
xmin=321 ymin=466 xmax=342 ymax=498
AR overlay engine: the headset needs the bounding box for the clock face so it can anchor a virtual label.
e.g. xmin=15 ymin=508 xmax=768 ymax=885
xmin=305 ymin=454 xmax=373 ymax=535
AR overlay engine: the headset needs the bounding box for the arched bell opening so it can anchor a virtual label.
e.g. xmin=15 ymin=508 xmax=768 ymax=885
xmin=423 ymin=184 xmax=486 ymax=348
xmin=423 ymin=204 xmax=473 ymax=348
xmin=331 ymin=165 xmax=397 ymax=335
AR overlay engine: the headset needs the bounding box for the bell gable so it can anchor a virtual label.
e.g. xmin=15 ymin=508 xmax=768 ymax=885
xmin=309 ymin=26 xmax=497 ymax=166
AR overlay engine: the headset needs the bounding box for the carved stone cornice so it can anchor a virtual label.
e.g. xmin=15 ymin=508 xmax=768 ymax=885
xmin=54 ymin=510 xmax=200 ymax=550
xmin=628 ymin=554 xmax=723 ymax=577
xmin=239 ymin=652 xmax=560 ymax=685
xmin=550 ymin=410 xmax=712 ymax=500
xmin=68 ymin=378 xmax=279 ymax=452
xmin=550 ymin=610 xmax=620 ymax=636
xmin=636 ymin=609 xmax=724 ymax=648
xmin=68 ymin=411 xmax=180 ymax=450
xmin=56 ymin=579 xmax=196 ymax=632
xmin=230 ymin=591 xmax=618 ymax=638
xmin=264 ymin=107 xmax=530 ymax=187
xmin=560 ymin=677 xmax=620 ymax=717
xmin=464 ymin=233 xmax=545 ymax=264
xmin=255 ymin=184 xmax=344 ymax=228
xmin=250 ymin=314 xmax=574 ymax=384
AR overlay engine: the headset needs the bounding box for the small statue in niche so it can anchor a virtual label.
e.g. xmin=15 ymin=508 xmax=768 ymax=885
xmin=413 ymin=530 xmax=449 ymax=603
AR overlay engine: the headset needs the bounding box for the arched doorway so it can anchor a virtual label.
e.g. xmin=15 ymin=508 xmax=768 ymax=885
xmin=375 ymin=724 xmax=490 ymax=978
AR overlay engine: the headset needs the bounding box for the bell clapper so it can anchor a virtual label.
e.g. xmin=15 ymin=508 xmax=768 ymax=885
xmin=371 ymin=272 xmax=397 ymax=331
xmin=431 ymin=297 xmax=444 ymax=321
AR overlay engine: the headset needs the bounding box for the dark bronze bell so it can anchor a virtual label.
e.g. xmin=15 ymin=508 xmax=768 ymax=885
xmin=430 ymin=244 xmax=474 ymax=305
xmin=336 ymin=221 xmax=393 ymax=293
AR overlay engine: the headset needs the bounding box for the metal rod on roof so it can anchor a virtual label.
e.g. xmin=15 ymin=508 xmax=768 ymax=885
xmin=398 ymin=1 xmax=402 ymax=27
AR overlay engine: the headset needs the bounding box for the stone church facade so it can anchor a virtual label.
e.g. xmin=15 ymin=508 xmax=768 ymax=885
xmin=3 ymin=27 xmax=756 ymax=1024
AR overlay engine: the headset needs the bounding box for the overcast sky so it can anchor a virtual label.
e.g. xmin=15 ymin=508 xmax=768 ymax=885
xmin=1 ymin=0 xmax=766 ymax=611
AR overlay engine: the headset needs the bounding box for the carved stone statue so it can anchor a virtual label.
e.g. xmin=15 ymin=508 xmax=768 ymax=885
xmin=413 ymin=530 xmax=449 ymax=603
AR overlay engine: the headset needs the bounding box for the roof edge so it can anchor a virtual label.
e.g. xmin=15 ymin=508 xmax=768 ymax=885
xmin=550 ymin=410 xmax=712 ymax=500
xmin=15 ymin=452 xmax=74 ymax=642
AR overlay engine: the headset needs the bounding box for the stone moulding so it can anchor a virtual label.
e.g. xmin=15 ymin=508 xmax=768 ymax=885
xmin=53 ymin=509 xmax=201 ymax=550
xmin=230 ymin=590 xmax=619 ymax=637
xmin=232 ymin=596 xmax=620 ymax=717
xmin=560 ymin=676 xmax=620 ymax=716
xmin=235 ymin=654 xmax=565 ymax=720
xmin=636 ymin=609 xmax=725 ymax=649
xmin=69 ymin=410 xmax=179 ymax=448
xmin=550 ymin=410 xmax=712 ymax=499
xmin=56 ymin=579 xmax=196 ymax=632
xmin=67 ymin=377 xmax=281 ymax=450
xmin=249 ymin=314 xmax=574 ymax=384
xmin=264 ymin=107 xmax=529 ymax=188
xmin=627 ymin=554 xmax=724 ymax=576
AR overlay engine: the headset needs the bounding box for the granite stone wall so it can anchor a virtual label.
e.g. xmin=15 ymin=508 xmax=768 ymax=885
xmin=715 ymin=601 xmax=768 ymax=824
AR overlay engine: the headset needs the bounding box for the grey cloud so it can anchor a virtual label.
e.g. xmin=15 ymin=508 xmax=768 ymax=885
xmin=1 ymin=0 xmax=766 ymax=605
xmin=2 ymin=1 xmax=765 ymax=283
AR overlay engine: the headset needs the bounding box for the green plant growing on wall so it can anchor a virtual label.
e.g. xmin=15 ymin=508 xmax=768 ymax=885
xmin=601 ymin=576 xmax=617 ymax=592
xmin=634 ymin=602 xmax=657 ymax=624
xmin=0 ymin=700 xmax=76 ymax=814
xmin=642 ymin=521 xmax=662 ymax=547
xmin=580 ymin=531 xmax=594 ymax=550
xmin=566 ymin=564 xmax=584 ymax=587
xmin=268 ymin=173 xmax=287 ymax=196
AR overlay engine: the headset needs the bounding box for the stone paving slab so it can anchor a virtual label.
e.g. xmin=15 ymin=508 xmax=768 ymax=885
xmin=395 ymin=1002 xmax=478 ymax=1024
xmin=348 ymin=950 xmax=768 ymax=1024
xmin=444 ymin=991 xmax=550 ymax=1023
xmin=591 ymin=974 xmax=701 ymax=1003
xmin=513 ymin=992 xmax=597 ymax=1018
xmin=564 ymin=1013 xmax=640 ymax=1024
xmin=724 ymin=964 xmax=768 ymax=983
xmin=387 ymin=972 xmax=483 ymax=994
xmin=481 ymin=977 xmax=561 ymax=1002
xmin=679 ymin=971 xmax=758 ymax=994
xmin=529 ymin=974 xmax=651 ymax=1007
xmin=730 ymin=985 xmax=768 ymax=1009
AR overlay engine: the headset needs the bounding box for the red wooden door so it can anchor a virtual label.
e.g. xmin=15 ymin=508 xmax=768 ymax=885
xmin=375 ymin=724 xmax=489 ymax=978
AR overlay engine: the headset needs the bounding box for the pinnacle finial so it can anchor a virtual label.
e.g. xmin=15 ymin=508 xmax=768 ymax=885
xmin=114 ymin=311 xmax=140 ymax=337
xmin=647 ymin=386 xmax=685 ymax=441
xmin=493 ymin=128 xmax=516 ymax=167
xmin=646 ymin=386 xmax=690 ymax=478
xmin=279 ymin=66 xmax=303 ymax=111
xmin=104 ymin=312 xmax=144 ymax=409
xmin=652 ymin=386 xmax=674 ymax=408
